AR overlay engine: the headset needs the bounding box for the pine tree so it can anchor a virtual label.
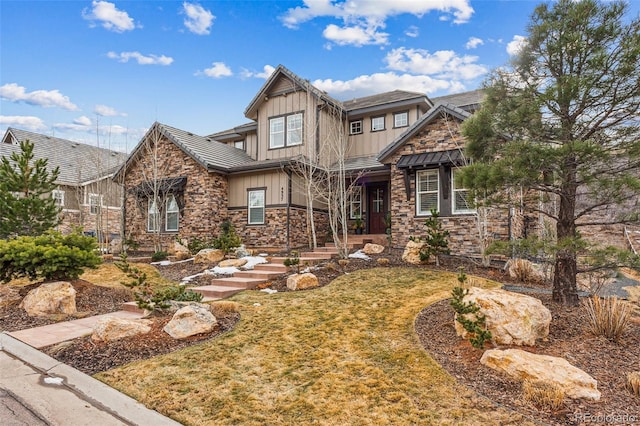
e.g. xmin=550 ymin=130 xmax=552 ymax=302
xmin=419 ymin=209 xmax=450 ymax=267
xmin=459 ymin=0 xmax=640 ymax=305
xmin=0 ymin=140 xmax=61 ymax=238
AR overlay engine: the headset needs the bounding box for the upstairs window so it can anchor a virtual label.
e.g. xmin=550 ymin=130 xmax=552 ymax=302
xmin=349 ymin=120 xmax=363 ymax=135
xmin=165 ymin=195 xmax=180 ymax=231
xmin=248 ymin=189 xmax=265 ymax=225
xmin=52 ymin=190 xmax=64 ymax=208
xmin=234 ymin=140 xmax=245 ymax=150
xmin=394 ymin=111 xmax=408 ymax=128
xmin=416 ymin=170 xmax=439 ymax=215
xmin=371 ymin=116 xmax=385 ymax=132
xmin=89 ymin=194 xmax=101 ymax=215
xmin=270 ymin=113 xmax=303 ymax=149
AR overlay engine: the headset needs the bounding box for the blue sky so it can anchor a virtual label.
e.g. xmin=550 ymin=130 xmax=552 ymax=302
xmin=2 ymin=1 xmax=637 ymax=153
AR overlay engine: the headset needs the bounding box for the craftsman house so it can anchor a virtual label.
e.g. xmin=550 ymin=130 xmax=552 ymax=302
xmin=1 ymin=128 xmax=127 ymax=242
xmin=117 ymin=65 xmax=516 ymax=254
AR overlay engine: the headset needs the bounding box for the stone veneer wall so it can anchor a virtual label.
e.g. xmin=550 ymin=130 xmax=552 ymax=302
xmin=58 ymin=206 xmax=122 ymax=237
xmin=123 ymin=135 xmax=228 ymax=251
xmin=386 ymin=115 xmax=512 ymax=257
xmin=229 ymin=206 xmax=329 ymax=251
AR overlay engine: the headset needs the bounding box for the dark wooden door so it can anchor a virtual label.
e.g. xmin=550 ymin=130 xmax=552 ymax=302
xmin=368 ymin=184 xmax=387 ymax=234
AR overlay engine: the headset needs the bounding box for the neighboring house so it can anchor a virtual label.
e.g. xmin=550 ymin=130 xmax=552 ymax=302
xmin=1 ymin=128 xmax=127 ymax=240
xmin=117 ymin=64 xmax=512 ymax=255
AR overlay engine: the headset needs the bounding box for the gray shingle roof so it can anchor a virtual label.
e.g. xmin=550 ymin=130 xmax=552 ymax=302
xmin=342 ymin=90 xmax=429 ymax=112
xmin=1 ymin=128 xmax=127 ymax=185
xmin=342 ymin=155 xmax=387 ymax=172
xmin=431 ymin=89 xmax=484 ymax=111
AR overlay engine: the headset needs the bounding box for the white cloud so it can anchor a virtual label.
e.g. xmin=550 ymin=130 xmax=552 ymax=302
xmin=384 ymin=47 xmax=487 ymax=80
xmin=0 ymin=83 xmax=78 ymax=111
xmin=0 ymin=115 xmax=47 ymax=131
xmin=182 ymin=2 xmax=215 ymax=35
xmin=82 ymin=1 xmax=136 ymax=33
xmin=94 ymin=104 xmax=126 ymax=117
xmin=107 ymin=51 xmax=173 ymax=66
xmin=313 ymin=72 xmax=464 ymax=99
xmin=465 ymin=36 xmax=483 ymax=49
xmin=281 ymin=0 xmax=474 ymax=47
xmin=507 ymin=35 xmax=527 ymax=56
xmin=53 ymin=120 xmax=131 ymax=136
xmin=240 ymin=65 xmax=276 ymax=79
xmin=74 ymin=116 xmax=93 ymax=126
xmin=196 ymin=62 xmax=233 ymax=78
xmin=405 ymin=25 xmax=419 ymax=38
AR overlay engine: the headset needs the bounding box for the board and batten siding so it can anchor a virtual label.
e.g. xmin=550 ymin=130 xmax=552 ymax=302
xmin=228 ymin=170 xmax=289 ymax=207
xmin=347 ymin=107 xmax=421 ymax=158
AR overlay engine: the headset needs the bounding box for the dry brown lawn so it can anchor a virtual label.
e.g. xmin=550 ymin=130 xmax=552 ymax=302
xmin=96 ymin=268 xmax=535 ymax=425
xmin=80 ymin=262 xmax=176 ymax=289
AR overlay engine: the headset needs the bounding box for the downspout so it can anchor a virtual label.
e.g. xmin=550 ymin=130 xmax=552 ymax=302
xmin=286 ymin=168 xmax=292 ymax=252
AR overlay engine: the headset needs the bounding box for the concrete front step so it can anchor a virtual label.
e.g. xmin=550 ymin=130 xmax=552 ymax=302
xmin=209 ymin=277 xmax=267 ymax=289
xmin=254 ymin=263 xmax=288 ymax=273
xmin=234 ymin=270 xmax=283 ymax=280
xmin=191 ymin=285 xmax=246 ymax=299
xmin=299 ymin=252 xmax=334 ymax=259
xmin=269 ymin=256 xmax=327 ymax=266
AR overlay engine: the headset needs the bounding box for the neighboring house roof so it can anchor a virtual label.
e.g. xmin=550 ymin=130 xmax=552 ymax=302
xmin=342 ymin=90 xmax=431 ymax=116
xmin=1 ymin=128 xmax=127 ymax=186
xmin=207 ymin=122 xmax=257 ymax=142
xmin=431 ymin=89 xmax=484 ymax=112
xmin=116 ymin=122 xmax=254 ymax=178
xmin=377 ymin=103 xmax=471 ymax=162
xmin=244 ymin=64 xmax=343 ymax=119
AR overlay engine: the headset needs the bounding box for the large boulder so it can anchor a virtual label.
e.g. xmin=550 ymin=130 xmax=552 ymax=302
xmin=219 ymin=258 xmax=248 ymax=268
xmin=481 ymin=349 xmax=600 ymax=401
xmin=163 ymin=305 xmax=217 ymax=339
xmin=0 ymin=286 xmax=22 ymax=308
xmin=173 ymin=241 xmax=191 ymax=261
xmin=402 ymin=240 xmax=425 ymax=264
xmin=287 ymin=273 xmax=319 ymax=291
xmin=455 ymin=287 xmax=551 ymax=346
xmin=92 ymin=316 xmax=152 ymax=342
xmin=194 ymin=248 xmax=224 ymax=264
xmin=19 ymin=282 xmax=77 ymax=317
xmin=362 ymin=243 xmax=385 ymax=255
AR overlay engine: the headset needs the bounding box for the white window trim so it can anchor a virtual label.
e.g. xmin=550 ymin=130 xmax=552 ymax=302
xmin=165 ymin=195 xmax=179 ymax=231
xmin=286 ymin=113 xmax=303 ymax=146
xmin=394 ymin=111 xmax=408 ymax=128
xmin=349 ymin=120 xmax=363 ymax=135
xmin=371 ymin=116 xmax=385 ymax=132
xmin=248 ymin=189 xmax=265 ymax=225
xmin=350 ymin=186 xmax=362 ymax=219
xmin=52 ymin=190 xmax=64 ymax=208
xmin=147 ymin=198 xmax=160 ymax=232
xmin=88 ymin=193 xmax=101 ymax=215
xmin=452 ymin=169 xmax=476 ymax=214
xmin=233 ymin=140 xmax=245 ymax=150
xmin=270 ymin=113 xmax=303 ymax=149
xmin=416 ymin=169 xmax=440 ymax=216
xmin=269 ymin=117 xmax=285 ymax=149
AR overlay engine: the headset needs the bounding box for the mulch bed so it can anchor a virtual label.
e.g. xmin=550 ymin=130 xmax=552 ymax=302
xmin=2 ymin=251 xmax=638 ymax=424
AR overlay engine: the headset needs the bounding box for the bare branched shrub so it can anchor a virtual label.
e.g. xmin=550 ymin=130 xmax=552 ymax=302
xmin=578 ymin=270 xmax=613 ymax=297
xmin=210 ymin=301 xmax=240 ymax=317
xmin=522 ymin=379 xmax=564 ymax=411
xmin=583 ymin=296 xmax=632 ymax=341
xmin=626 ymin=371 xmax=640 ymax=397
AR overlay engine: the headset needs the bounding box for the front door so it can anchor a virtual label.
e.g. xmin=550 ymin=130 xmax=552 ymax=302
xmin=368 ymin=184 xmax=387 ymax=234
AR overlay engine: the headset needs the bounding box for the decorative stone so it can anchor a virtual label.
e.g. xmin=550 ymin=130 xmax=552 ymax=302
xmin=376 ymin=258 xmax=390 ymax=266
xmin=219 ymin=258 xmax=248 ymax=268
xmin=481 ymin=349 xmax=601 ymax=401
xmin=194 ymin=248 xmax=224 ymax=264
xmin=455 ymin=287 xmax=551 ymax=346
xmin=91 ymin=316 xmax=152 ymax=342
xmin=0 ymin=286 xmax=22 ymax=308
xmin=402 ymin=240 xmax=425 ymax=264
xmin=286 ymin=273 xmax=319 ymax=291
xmin=163 ymin=305 xmax=217 ymax=339
xmin=234 ymin=244 xmax=251 ymax=258
xmin=338 ymin=259 xmax=350 ymax=268
xmin=110 ymin=238 xmax=122 ymax=255
xmin=362 ymin=243 xmax=385 ymax=255
xmin=19 ymin=282 xmax=77 ymax=317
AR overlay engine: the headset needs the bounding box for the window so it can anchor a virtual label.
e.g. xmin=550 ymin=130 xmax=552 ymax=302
xmin=148 ymin=199 xmax=159 ymax=232
xmin=234 ymin=140 xmax=245 ymax=150
xmin=452 ymin=169 xmax=475 ymax=214
xmin=394 ymin=111 xmax=408 ymax=128
xmin=350 ymin=120 xmax=363 ymax=135
xmin=52 ymin=190 xmax=64 ymax=208
xmin=371 ymin=116 xmax=385 ymax=131
xmin=165 ymin=195 xmax=179 ymax=231
xmin=350 ymin=186 xmax=362 ymax=219
xmin=416 ymin=170 xmax=439 ymax=215
xmin=270 ymin=113 xmax=303 ymax=149
xmin=248 ymin=189 xmax=265 ymax=225
xmin=89 ymin=194 xmax=101 ymax=215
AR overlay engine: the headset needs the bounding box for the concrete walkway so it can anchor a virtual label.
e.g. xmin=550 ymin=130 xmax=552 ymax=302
xmin=0 ymin=333 xmax=181 ymax=426
xmin=8 ymin=310 xmax=144 ymax=349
